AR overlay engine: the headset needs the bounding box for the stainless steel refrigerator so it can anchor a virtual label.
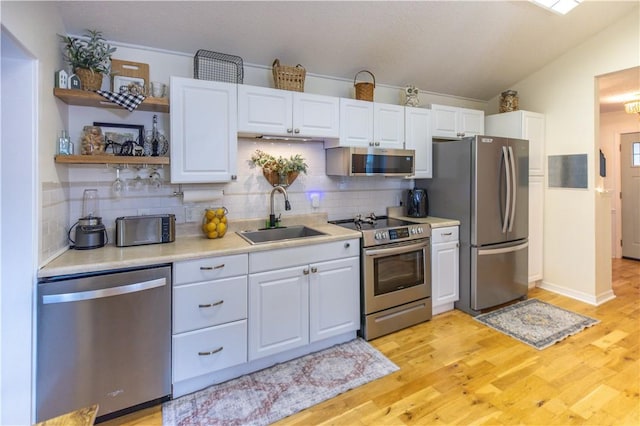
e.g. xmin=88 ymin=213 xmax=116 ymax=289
xmin=421 ymin=135 xmax=529 ymax=316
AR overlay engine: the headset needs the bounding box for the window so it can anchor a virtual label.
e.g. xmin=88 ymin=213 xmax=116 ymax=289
xmin=633 ymin=142 xmax=640 ymax=167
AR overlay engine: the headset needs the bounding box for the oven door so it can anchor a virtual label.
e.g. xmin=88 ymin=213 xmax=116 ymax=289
xmin=362 ymin=238 xmax=430 ymax=314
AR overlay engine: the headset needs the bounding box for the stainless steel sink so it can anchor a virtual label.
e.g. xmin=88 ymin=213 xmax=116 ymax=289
xmin=237 ymin=225 xmax=328 ymax=245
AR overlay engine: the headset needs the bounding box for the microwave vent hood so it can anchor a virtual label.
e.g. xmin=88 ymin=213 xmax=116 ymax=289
xmin=325 ymin=147 xmax=415 ymax=177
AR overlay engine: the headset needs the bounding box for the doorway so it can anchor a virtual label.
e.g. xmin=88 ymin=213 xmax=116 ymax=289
xmin=620 ymin=132 xmax=640 ymax=259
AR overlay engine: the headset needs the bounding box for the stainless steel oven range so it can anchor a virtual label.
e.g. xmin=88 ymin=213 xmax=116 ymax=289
xmin=329 ymin=214 xmax=432 ymax=340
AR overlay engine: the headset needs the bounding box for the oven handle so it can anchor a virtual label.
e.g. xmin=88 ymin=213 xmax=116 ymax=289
xmin=364 ymin=241 xmax=429 ymax=256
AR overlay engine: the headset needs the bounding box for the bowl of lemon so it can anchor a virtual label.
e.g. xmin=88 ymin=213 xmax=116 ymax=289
xmin=202 ymin=207 xmax=228 ymax=239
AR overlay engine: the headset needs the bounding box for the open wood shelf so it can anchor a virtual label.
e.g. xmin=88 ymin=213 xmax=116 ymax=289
xmin=55 ymin=155 xmax=169 ymax=166
xmin=53 ymin=88 xmax=170 ymax=113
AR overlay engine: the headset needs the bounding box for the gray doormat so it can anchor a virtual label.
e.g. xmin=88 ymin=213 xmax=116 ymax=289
xmin=162 ymin=338 xmax=398 ymax=425
xmin=475 ymin=298 xmax=599 ymax=350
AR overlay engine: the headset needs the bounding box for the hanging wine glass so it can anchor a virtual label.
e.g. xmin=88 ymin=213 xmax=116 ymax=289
xmin=112 ymin=167 xmax=124 ymax=198
xmin=149 ymin=168 xmax=162 ymax=191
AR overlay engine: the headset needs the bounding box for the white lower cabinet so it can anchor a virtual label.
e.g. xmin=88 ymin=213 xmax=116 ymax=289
xmin=248 ymin=240 xmax=360 ymax=361
xmin=431 ymin=226 xmax=459 ymax=315
xmin=172 ymin=254 xmax=248 ymax=383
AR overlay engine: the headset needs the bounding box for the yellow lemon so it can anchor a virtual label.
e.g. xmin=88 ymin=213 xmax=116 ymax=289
xmin=215 ymin=208 xmax=225 ymax=218
xmin=207 ymin=231 xmax=219 ymax=239
xmin=206 ymin=222 xmax=217 ymax=232
xmin=217 ymin=223 xmax=227 ymax=236
xmin=205 ymin=209 xmax=216 ymax=220
xmin=212 ymin=217 xmax=220 ymax=225
xmin=202 ymin=223 xmax=209 ymax=233
xmin=220 ymin=216 xmax=227 ymax=224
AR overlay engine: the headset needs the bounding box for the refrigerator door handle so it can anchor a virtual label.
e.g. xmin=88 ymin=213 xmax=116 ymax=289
xmin=502 ymin=146 xmax=511 ymax=233
xmin=478 ymin=241 xmax=528 ymax=256
xmin=508 ymin=146 xmax=517 ymax=232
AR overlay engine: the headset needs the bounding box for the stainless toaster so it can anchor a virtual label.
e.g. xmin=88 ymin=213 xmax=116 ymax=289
xmin=115 ymin=214 xmax=175 ymax=247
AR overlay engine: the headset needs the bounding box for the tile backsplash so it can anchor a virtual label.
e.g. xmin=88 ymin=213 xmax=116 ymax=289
xmin=49 ymin=138 xmax=412 ymax=260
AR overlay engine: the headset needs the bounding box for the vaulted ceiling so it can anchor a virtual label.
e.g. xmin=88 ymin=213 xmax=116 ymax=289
xmin=56 ymin=1 xmax=639 ymax=107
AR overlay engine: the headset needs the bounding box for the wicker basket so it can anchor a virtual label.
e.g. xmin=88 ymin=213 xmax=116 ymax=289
xmin=354 ymin=70 xmax=375 ymax=101
xmin=263 ymin=170 xmax=299 ymax=187
xmin=75 ymin=68 xmax=104 ymax=91
xmin=272 ymin=59 xmax=306 ymax=92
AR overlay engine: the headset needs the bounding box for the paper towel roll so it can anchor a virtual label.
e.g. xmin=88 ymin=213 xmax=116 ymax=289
xmin=182 ymin=189 xmax=224 ymax=203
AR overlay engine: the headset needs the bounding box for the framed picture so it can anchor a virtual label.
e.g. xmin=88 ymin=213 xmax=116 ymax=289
xmin=93 ymin=122 xmax=144 ymax=156
xmin=112 ymin=75 xmax=146 ymax=95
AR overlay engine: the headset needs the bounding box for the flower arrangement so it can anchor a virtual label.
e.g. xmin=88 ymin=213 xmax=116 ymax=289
xmin=250 ymin=150 xmax=308 ymax=175
xmin=59 ymin=29 xmax=116 ymax=74
xmin=250 ymin=149 xmax=308 ymax=186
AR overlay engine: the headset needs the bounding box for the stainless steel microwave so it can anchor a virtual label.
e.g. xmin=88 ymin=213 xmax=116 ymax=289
xmin=325 ymin=147 xmax=415 ymax=177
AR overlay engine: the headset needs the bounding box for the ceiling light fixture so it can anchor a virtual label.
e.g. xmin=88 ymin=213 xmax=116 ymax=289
xmin=531 ymin=0 xmax=583 ymax=15
xmin=624 ymin=100 xmax=640 ymax=115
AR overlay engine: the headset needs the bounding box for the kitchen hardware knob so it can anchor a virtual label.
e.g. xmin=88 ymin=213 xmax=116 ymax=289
xmin=200 ymin=264 xmax=225 ymax=270
xmin=369 ymin=142 xmax=374 ymax=146
xmin=231 ymin=175 xmax=237 ymax=180
xmin=198 ymin=346 xmax=223 ymax=356
xmin=198 ymin=300 xmax=224 ymax=308
xmin=344 ymin=242 xmax=350 ymax=248
xmin=287 ymin=128 xmax=293 ymax=133
xmin=311 ymin=266 xmax=318 ymax=273
xmin=303 ymin=268 xmax=310 ymax=275
xmin=294 ymin=128 xmax=300 ymax=134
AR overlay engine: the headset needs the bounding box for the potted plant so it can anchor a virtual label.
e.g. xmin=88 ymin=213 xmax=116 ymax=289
xmin=250 ymin=149 xmax=308 ymax=186
xmin=59 ymin=29 xmax=116 ymax=91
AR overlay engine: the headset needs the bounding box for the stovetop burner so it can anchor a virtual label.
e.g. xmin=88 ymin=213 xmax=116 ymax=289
xmin=329 ymin=214 xmax=430 ymax=246
xmin=330 ymin=215 xmax=414 ymax=231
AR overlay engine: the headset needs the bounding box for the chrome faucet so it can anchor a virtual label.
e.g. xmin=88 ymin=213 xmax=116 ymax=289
xmin=269 ymin=185 xmax=291 ymax=228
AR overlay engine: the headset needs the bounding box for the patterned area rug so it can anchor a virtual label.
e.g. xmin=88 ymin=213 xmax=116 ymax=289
xmin=475 ymin=298 xmax=599 ymax=350
xmin=162 ymin=338 xmax=398 ymax=426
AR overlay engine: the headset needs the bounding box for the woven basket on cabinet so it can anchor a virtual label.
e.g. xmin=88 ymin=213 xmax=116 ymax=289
xmin=272 ymin=59 xmax=306 ymax=92
xmin=354 ymin=70 xmax=375 ymax=101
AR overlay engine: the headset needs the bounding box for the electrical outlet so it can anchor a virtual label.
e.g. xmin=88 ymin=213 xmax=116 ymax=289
xmin=310 ymin=193 xmax=320 ymax=208
xmin=184 ymin=206 xmax=200 ymax=223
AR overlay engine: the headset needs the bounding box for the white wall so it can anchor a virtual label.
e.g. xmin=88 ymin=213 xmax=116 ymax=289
xmin=488 ymin=10 xmax=639 ymax=303
xmin=599 ymin=109 xmax=640 ymax=258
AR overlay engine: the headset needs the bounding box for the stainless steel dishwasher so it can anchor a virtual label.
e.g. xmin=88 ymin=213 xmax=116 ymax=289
xmin=36 ymin=264 xmax=172 ymax=422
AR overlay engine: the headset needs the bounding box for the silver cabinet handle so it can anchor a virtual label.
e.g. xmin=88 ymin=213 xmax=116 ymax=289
xmin=200 ymin=264 xmax=225 ymax=270
xmin=508 ymin=145 xmax=517 ymax=232
xmin=303 ymin=268 xmax=310 ymax=275
xmin=294 ymin=128 xmax=300 ymax=134
xmin=198 ymin=300 xmax=224 ymax=308
xmin=287 ymin=128 xmax=293 ymax=133
xmin=311 ymin=266 xmax=318 ymax=273
xmin=198 ymin=346 xmax=223 ymax=356
xmin=442 ymin=232 xmax=452 ymax=236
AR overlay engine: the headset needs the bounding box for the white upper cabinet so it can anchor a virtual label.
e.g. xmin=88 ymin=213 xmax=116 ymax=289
xmin=373 ymin=103 xmax=405 ymax=148
xmin=170 ymin=76 xmax=237 ymax=183
xmin=404 ymin=107 xmax=432 ymax=179
xmin=328 ymin=98 xmax=404 ymax=148
xmin=485 ymin=110 xmax=545 ymax=175
xmin=238 ymin=85 xmax=339 ymax=139
xmin=431 ymin=104 xmax=484 ymax=140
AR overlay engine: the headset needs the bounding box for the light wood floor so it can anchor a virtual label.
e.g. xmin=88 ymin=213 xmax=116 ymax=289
xmin=103 ymin=258 xmax=639 ymax=426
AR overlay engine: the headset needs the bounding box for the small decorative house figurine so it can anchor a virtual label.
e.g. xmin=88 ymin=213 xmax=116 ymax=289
xmin=55 ymin=70 xmax=68 ymax=88
xmin=68 ymin=74 xmax=82 ymax=90
xmin=404 ymin=85 xmax=420 ymax=107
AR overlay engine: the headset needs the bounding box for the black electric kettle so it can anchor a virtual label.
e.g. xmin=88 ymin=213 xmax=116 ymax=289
xmin=405 ymin=188 xmax=429 ymax=218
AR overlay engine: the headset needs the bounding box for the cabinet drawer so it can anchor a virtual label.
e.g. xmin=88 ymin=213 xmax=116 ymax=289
xmin=174 ymin=254 xmax=248 ymax=285
xmin=173 ymin=320 xmax=247 ymax=382
xmin=173 ymin=275 xmax=247 ymax=333
xmin=249 ymin=239 xmax=360 ymax=273
xmin=432 ymin=226 xmax=459 ymax=243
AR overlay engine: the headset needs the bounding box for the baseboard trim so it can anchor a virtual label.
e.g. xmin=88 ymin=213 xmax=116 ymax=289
xmin=538 ymin=280 xmax=616 ymax=306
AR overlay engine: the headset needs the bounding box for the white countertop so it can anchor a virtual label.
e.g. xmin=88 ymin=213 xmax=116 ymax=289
xmin=39 ymin=219 xmax=360 ymax=278
xmin=39 ymin=211 xmax=460 ymax=278
xmin=387 ymin=206 xmax=461 ymax=228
